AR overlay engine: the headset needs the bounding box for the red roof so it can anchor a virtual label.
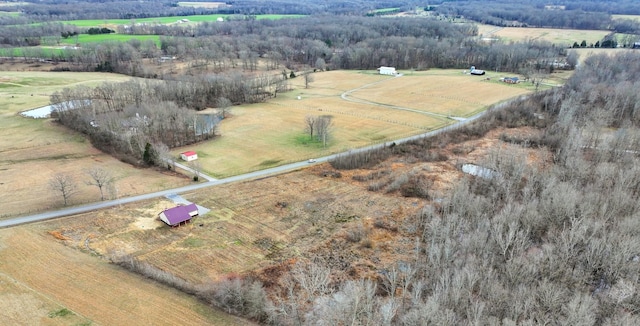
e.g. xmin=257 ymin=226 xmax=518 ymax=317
xmin=182 ymin=151 xmax=197 ymax=156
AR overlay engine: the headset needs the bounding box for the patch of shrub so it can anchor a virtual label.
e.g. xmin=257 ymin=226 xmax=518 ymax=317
xmin=399 ymin=174 xmax=433 ymax=199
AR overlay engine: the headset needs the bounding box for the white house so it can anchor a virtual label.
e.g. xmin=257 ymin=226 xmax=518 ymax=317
xmin=378 ymin=66 xmax=397 ymax=75
xmin=180 ymin=151 xmax=198 ymax=161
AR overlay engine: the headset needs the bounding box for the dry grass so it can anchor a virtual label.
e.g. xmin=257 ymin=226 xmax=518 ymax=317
xmin=0 ymin=71 xmax=193 ymax=218
xmin=174 ymin=70 xmax=529 ymax=177
xmin=612 ymin=14 xmax=640 ymax=22
xmin=0 ymin=227 xmax=247 ymax=325
xmin=477 ymin=24 xmax=610 ymax=46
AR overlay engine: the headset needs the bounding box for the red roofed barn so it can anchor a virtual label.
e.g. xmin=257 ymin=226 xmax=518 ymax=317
xmin=180 ymin=151 xmax=198 ymax=162
xmin=159 ymin=203 xmax=199 ymax=227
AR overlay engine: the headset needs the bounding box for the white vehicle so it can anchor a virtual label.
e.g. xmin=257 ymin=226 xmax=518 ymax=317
xmin=308 ymin=158 xmax=317 ymax=163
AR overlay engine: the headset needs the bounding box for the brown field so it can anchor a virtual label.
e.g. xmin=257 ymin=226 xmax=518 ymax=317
xmin=569 ymin=47 xmax=636 ymax=64
xmin=476 ymin=24 xmax=610 ymax=46
xmin=0 ymin=71 xmax=194 ymax=218
xmin=44 ymin=124 xmax=550 ymax=289
xmin=175 ymin=70 xmax=530 ymax=177
xmin=0 ymin=226 xmax=247 ymax=325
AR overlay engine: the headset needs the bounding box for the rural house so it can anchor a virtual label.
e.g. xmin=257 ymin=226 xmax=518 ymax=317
xmin=159 ymin=203 xmax=199 ymax=227
xmin=378 ymin=66 xmax=398 ymax=75
xmin=502 ymin=77 xmax=520 ymax=84
xmin=180 ymin=151 xmax=198 ymax=161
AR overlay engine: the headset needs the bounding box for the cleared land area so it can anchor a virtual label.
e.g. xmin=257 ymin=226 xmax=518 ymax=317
xmin=176 ymin=70 xmax=529 ymax=178
xmin=477 ymin=24 xmax=610 ymax=47
xmin=612 ymin=14 xmax=640 ymax=21
xmin=178 ymin=2 xmax=226 ymax=8
xmin=0 ymin=226 xmax=246 ymax=325
xmin=0 ymin=71 xmax=192 ymax=218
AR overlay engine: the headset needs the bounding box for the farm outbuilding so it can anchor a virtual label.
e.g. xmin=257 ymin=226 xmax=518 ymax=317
xmin=469 ymin=66 xmax=485 ymax=75
xmin=159 ymin=203 xmax=199 ymax=227
xmin=180 ymin=151 xmax=198 ymax=161
xmin=502 ymin=77 xmax=520 ymax=84
xmin=378 ymin=66 xmax=398 ymax=75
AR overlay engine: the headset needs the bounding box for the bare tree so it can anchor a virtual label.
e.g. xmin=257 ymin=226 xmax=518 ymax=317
xmin=316 ymin=115 xmax=333 ymax=148
xmin=315 ymin=58 xmax=326 ymax=71
xmin=85 ymin=167 xmax=114 ymax=201
xmin=217 ymin=97 xmax=232 ymax=118
xmin=189 ymin=160 xmax=202 ymax=181
xmin=304 ymin=72 xmax=314 ymax=89
xmin=304 ymin=115 xmax=317 ymax=139
xmin=49 ymin=173 xmax=78 ymax=206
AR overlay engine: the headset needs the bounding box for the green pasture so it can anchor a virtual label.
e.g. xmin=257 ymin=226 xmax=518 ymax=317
xmin=58 ymin=14 xmax=305 ymax=28
xmin=58 ymin=34 xmax=162 ymax=46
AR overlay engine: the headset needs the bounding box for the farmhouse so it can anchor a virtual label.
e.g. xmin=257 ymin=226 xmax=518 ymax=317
xmin=502 ymin=77 xmax=520 ymax=84
xmin=378 ymin=66 xmax=398 ymax=75
xmin=159 ymin=203 xmax=199 ymax=227
xmin=634 ymin=42 xmax=640 ymax=49
xmin=180 ymin=151 xmax=198 ymax=161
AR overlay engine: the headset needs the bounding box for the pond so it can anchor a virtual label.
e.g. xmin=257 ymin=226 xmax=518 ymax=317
xmin=20 ymin=100 xmax=92 ymax=119
xmin=20 ymin=105 xmax=55 ymax=118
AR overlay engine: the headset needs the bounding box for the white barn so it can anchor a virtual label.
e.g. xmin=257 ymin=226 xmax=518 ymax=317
xmin=180 ymin=151 xmax=198 ymax=161
xmin=378 ymin=66 xmax=398 ymax=75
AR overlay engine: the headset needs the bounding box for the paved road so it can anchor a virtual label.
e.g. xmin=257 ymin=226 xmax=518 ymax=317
xmin=0 ymin=78 xmax=526 ymax=228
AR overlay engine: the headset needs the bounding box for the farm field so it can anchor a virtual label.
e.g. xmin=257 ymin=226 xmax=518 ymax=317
xmin=176 ymin=69 xmax=530 ymax=178
xmin=178 ymin=1 xmax=226 ymax=8
xmin=476 ymin=24 xmax=610 ymax=47
xmin=0 ymin=71 xmax=192 ymax=218
xmin=612 ymin=14 xmax=640 ymax=21
xmin=58 ymin=14 xmax=305 ymax=28
xmin=0 ymin=226 xmax=246 ymax=325
xmin=54 ymin=34 xmax=161 ymax=46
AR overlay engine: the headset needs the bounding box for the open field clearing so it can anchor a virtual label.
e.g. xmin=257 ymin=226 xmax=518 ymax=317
xmin=0 ymin=71 xmax=192 ymax=218
xmin=178 ymin=1 xmax=228 ymax=8
xmin=477 ymin=24 xmax=610 ymax=46
xmin=0 ymin=227 xmax=246 ymax=325
xmin=54 ymin=34 xmax=161 ymax=46
xmin=612 ymin=14 xmax=640 ymax=21
xmin=570 ymin=47 xmax=636 ymax=64
xmin=349 ymin=70 xmax=531 ymax=117
xmin=176 ymin=70 xmax=531 ymax=178
xmin=58 ymin=14 xmax=305 ymax=28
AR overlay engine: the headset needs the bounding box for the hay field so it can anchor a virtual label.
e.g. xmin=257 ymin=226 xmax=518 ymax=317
xmin=0 ymin=71 xmax=192 ymax=218
xmin=0 ymin=226 xmax=246 ymax=325
xmin=176 ymin=70 xmax=528 ymax=177
xmin=477 ymin=24 xmax=609 ymax=46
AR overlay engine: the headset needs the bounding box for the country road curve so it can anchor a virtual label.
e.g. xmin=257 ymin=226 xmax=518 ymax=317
xmin=0 ymin=79 xmax=530 ymax=228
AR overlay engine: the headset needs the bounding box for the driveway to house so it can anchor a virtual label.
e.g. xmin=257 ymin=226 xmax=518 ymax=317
xmin=0 ymin=79 xmax=527 ymax=228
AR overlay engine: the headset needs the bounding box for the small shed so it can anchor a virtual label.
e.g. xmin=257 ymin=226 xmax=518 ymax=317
xmin=470 ymin=66 xmax=486 ymax=75
xmin=180 ymin=151 xmax=198 ymax=161
xmin=378 ymin=66 xmax=397 ymax=75
xmin=159 ymin=203 xmax=199 ymax=227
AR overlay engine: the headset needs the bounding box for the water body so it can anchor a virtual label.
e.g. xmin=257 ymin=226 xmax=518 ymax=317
xmin=20 ymin=105 xmax=55 ymax=118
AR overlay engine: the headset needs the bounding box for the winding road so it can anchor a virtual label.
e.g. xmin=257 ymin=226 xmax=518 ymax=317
xmin=0 ymin=75 xmax=524 ymax=228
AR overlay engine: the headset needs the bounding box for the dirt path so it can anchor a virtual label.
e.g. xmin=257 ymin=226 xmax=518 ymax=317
xmin=0 ymin=227 xmax=247 ymax=325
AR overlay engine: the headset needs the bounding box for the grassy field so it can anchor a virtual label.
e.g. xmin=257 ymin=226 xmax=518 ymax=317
xmin=178 ymin=1 xmax=226 ymax=8
xmin=476 ymin=24 xmax=610 ymax=47
xmin=177 ymin=69 xmax=531 ymax=178
xmin=59 ymin=14 xmax=305 ymax=28
xmin=0 ymin=68 xmax=530 ymax=217
xmin=55 ymin=33 xmax=162 ymax=46
xmin=612 ymin=14 xmax=640 ymax=21
xmin=0 ymin=226 xmax=246 ymax=325
xmin=0 ymin=71 xmax=192 ymax=218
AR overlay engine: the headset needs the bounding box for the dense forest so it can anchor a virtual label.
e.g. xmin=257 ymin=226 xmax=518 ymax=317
xmin=436 ymin=0 xmax=640 ymax=30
